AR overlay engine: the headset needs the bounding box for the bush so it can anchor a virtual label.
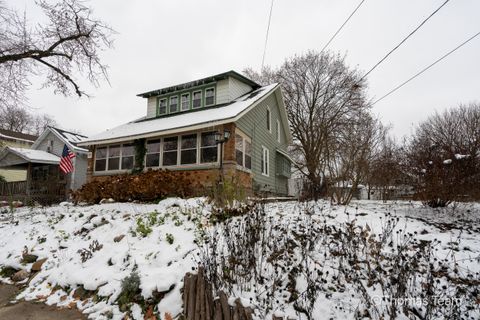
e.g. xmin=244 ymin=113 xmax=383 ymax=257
xmin=73 ymin=169 xmax=200 ymax=204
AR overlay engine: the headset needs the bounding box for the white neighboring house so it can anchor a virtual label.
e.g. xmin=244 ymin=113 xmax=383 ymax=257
xmin=0 ymin=127 xmax=88 ymax=203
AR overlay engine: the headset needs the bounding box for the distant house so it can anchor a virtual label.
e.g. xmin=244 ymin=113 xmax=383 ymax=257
xmin=0 ymin=127 xmax=88 ymax=204
xmin=0 ymin=129 xmax=38 ymax=182
xmin=79 ymin=71 xmax=293 ymax=195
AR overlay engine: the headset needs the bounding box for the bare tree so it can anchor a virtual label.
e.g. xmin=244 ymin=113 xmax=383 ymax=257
xmin=245 ymin=51 xmax=371 ymax=201
xmin=406 ymin=102 xmax=480 ymax=207
xmin=0 ymin=105 xmax=57 ymax=135
xmin=0 ymin=0 xmax=114 ymax=109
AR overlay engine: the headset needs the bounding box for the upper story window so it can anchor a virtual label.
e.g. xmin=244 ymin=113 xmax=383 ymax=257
xmin=266 ymin=107 xmax=271 ymax=132
xmin=169 ymin=96 xmax=178 ymax=113
xmin=146 ymin=139 xmax=161 ymax=167
xmin=205 ymin=88 xmax=215 ymax=106
xmin=158 ymin=98 xmax=167 ymax=115
xmin=181 ymin=93 xmax=190 ymax=111
xmin=276 ymin=119 xmax=281 ymax=143
xmin=192 ymin=91 xmax=202 ymax=108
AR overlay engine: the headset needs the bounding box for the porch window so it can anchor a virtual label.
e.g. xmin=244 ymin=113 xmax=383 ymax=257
xmin=158 ymin=98 xmax=167 ymax=115
xmin=245 ymin=140 xmax=252 ymax=169
xmin=108 ymin=145 xmax=121 ymax=170
xmin=205 ymin=88 xmax=215 ymax=106
xmin=200 ymin=132 xmax=217 ymax=163
xmin=181 ymin=134 xmax=197 ymax=165
xmin=181 ymin=93 xmax=190 ymax=111
xmin=192 ymin=91 xmax=202 ymax=108
xmin=146 ymin=139 xmax=161 ymax=167
xmin=261 ymin=146 xmax=269 ymax=176
xmin=169 ymin=96 xmax=178 ymax=113
xmin=163 ymin=136 xmax=178 ymax=166
xmin=95 ymin=147 xmax=107 ymax=171
xmin=235 ymin=134 xmax=243 ymax=166
xmin=121 ymin=144 xmax=134 ymax=170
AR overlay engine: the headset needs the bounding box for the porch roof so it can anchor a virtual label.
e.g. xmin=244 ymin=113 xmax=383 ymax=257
xmin=0 ymin=147 xmax=60 ymax=167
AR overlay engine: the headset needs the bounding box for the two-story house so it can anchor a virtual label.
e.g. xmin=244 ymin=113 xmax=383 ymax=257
xmin=79 ymin=71 xmax=293 ymax=195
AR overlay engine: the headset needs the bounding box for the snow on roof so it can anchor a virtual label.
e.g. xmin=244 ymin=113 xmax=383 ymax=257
xmin=38 ymin=127 xmax=88 ymax=153
xmin=0 ymin=129 xmax=37 ymax=143
xmin=7 ymin=147 xmax=60 ymax=164
xmin=80 ymin=83 xmax=279 ymax=145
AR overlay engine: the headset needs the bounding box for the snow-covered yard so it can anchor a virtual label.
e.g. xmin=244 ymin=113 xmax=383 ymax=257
xmin=0 ymin=199 xmax=479 ymax=319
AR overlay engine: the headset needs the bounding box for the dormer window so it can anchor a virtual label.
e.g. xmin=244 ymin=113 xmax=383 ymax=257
xmin=158 ymin=98 xmax=167 ymax=115
xmin=192 ymin=91 xmax=202 ymax=108
xmin=169 ymin=96 xmax=178 ymax=113
xmin=181 ymin=93 xmax=190 ymax=111
xmin=205 ymin=88 xmax=215 ymax=106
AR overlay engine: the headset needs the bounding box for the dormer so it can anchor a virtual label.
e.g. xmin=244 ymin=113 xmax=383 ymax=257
xmin=137 ymin=71 xmax=261 ymax=119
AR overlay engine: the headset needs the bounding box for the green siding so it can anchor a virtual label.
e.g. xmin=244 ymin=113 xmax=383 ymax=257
xmin=235 ymin=93 xmax=290 ymax=195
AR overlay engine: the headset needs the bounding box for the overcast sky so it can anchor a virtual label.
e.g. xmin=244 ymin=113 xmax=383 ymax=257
xmin=11 ymin=0 xmax=480 ymax=138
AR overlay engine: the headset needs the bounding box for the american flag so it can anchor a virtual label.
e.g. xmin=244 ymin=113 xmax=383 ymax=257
xmin=59 ymin=144 xmax=75 ymax=174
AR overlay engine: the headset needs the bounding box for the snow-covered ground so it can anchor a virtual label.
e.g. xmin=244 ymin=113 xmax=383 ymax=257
xmin=0 ymin=199 xmax=479 ymax=319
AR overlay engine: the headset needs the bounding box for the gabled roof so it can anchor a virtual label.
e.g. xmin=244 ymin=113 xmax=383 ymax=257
xmin=80 ymin=83 xmax=279 ymax=146
xmin=32 ymin=126 xmax=88 ymax=153
xmin=0 ymin=129 xmax=37 ymax=143
xmin=0 ymin=147 xmax=60 ymax=165
xmin=137 ymin=70 xmax=261 ymax=98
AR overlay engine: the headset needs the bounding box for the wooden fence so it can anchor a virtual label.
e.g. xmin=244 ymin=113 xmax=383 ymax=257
xmin=183 ymin=268 xmax=254 ymax=320
xmin=0 ymin=181 xmax=66 ymax=205
xmin=0 ymin=181 xmax=27 ymax=198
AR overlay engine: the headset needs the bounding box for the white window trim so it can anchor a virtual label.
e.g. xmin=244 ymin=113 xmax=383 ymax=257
xmin=180 ymin=93 xmax=190 ymax=111
xmin=276 ymin=119 xmax=281 ymax=143
xmin=204 ymin=87 xmax=215 ymax=107
xmin=192 ymin=90 xmax=203 ymax=109
xmin=266 ymin=106 xmax=271 ymax=133
xmin=261 ymin=146 xmax=269 ymax=177
xmin=235 ymin=129 xmax=252 ymax=172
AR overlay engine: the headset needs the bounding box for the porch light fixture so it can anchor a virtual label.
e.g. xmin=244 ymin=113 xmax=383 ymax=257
xmin=215 ymin=129 xmax=230 ymax=173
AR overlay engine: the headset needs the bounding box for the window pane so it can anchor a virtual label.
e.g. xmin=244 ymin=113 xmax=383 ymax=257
xmin=95 ymin=159 xmax=106 ymax=171
xmin=245 ymin=140 xmax=252 ymax=156
xmin=163 ymin=137 xmax=178 ymax=151
xmin=170 ymin=96 xmax=178 ymax=113
xmin=245 ymin=154 xmax=252 ymax=169
xmin=163 ymin=152 xmax=177 ymax=166
xmin=201 ymin=132 xmax=216 ymax=147
xmin=109 ymin=145 xmax=120 ymax=157
xmin=96 ymin=147 xmax=107 ymax=159
xmin=236 ymin=150 xmax=243 ymax=166
xmin=205 ymin=88 xmax=214 ymax=105
xmin=266 ymin=109 xmax=270 ymax=130
xmin=108 ymin=157 xmax=120 ymax=170
xmin=146 ymin=153 xmax=160 ymax=167
xmin=181 ymin=134 xmax=197 ymax=149
xmin=201 ymin=147 xmax=217 ymax=163
xmin=159 ymin=99 xmax=167 ymax=114
xmin=122 ymin=156 xmax=134 ymax=170
xmin=122 ymin=144 xmax=134 ymax=157
xmin=181 ymin=94 xmax=190 ymax=111
xmin=181 ymin=150 xmax=197 ymax=164
xmin=147 ymin=140 xmax=160 ymax=153
xmin=193 ymin=91 xmax=202 ymax=108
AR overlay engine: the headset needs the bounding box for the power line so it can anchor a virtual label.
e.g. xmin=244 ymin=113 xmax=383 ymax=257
xmin=261 ymin=0 xmax=275 ymax=70
xmin=320 ymin=0 xmax=367 ymax=53
xmin=361 ymin=0 xmax=451 ymax=80
xmin=371 ymin=31 xmax=480 ymax=106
